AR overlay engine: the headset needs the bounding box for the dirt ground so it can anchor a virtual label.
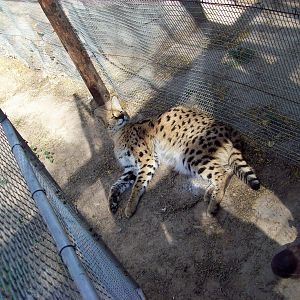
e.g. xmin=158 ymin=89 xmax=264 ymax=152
xmin=1 ymin=56 xmax=300 ymax=300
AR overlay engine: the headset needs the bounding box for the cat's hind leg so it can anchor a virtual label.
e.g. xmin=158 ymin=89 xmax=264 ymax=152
xmin=206 ymin=167 xmax=233 ymax=216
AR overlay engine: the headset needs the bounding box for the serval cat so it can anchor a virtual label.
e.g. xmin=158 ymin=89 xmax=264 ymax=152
xmin=96 ymin=96 xmax=260 ymax=218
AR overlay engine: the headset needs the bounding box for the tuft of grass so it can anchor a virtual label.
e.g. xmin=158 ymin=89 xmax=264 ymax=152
xmin=30 ymin=145 xmax=55 ymax=163
xmin=226 ymin=46 xmax=255 ymax=65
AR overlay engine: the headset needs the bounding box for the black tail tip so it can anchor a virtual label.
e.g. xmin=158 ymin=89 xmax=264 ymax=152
xmin=249 ymin=179 xmax=260 ymax=190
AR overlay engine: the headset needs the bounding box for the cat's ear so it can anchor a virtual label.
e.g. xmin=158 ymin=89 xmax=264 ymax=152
xmin=111 ymin=95 xmax=123 ymax=111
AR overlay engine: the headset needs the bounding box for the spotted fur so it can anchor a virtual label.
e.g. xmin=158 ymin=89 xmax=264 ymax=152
xmin=96 ymin=96 xmax=260 ymax=218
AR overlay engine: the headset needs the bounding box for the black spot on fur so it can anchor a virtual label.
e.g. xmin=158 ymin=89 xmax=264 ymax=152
xmin=196 ymin=150 xmax=202 ymax=155
xmin=207 ymin=173 xmax=212 ymax=179
xmin=215 ymin=140 xmax=221 ymax=147
xmin=125 ymin=173 xmax=136 ymax=181
xmin=166 ymin=115 xmax=171 ymax=121
xmin=190 ymin=149 xmax=195 ymax=155
xmin=209 ymin=166 xmax=214 ymax=170
xmin=139 ymin=152 xmax=144 ymax=157
xmin=160 ymin=125 xmax=164 ymax=132
xmin=209 ymin=147 xmax=216 ymax=153
xmin=184 ymin=148 xmax=189 ymax=155
xmin=232 ymin=130 xmax=238 ymax=137
xmin=193 ymin=159 xmax=201 ymax=166
xmin=187 ymin=156 xmax=194 ymax=163
xmin=202 ymin=155 xmax=212 ymax=160
xmin=244 ymin=170 xmax=254 ymax=177
xmin=127 ymin=151 xmax=131 ymax=156
xmin=198 ymin=167 xmax=205 ymax=174
xmin=147 ymin=172 xmax=153 ymax=176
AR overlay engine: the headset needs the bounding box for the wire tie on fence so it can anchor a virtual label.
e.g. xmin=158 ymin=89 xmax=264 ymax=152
xmin=11 ymin=143 xmax=23 ymax=153
xmin=31 ymin=189 xmax=46 ymax=199
xmin=59 ymin=244 xmax=76 ymax=257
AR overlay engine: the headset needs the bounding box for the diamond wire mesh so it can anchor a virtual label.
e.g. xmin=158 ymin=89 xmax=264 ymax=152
xmin=60 ymin=0 xmax=300 ymax=164
xmin=0 ymin=125 xmax=80 ymax=299
xmin=26 ymin=148 xmax=143 ymax=300
xmin=0 ymin=122 xmax=143 ymax=299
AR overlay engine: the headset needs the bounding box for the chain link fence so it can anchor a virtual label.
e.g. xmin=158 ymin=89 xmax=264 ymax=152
xmin=61 ymin=0 xmax=300 ymax=164
xmin=0 ymin=115 xmax=145 ymax=299
xmin=0 ymin=125 xmax=80 ymax=299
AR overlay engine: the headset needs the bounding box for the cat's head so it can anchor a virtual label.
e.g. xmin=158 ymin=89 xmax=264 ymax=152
xmin=94 ymin=95 xmax=130 ymax=133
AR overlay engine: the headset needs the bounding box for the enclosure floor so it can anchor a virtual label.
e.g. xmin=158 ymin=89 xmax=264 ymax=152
xmin=1 ymin=56 xmax=300 ymax=300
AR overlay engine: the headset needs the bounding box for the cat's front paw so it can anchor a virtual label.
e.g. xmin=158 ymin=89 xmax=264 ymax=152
xmin=109 ymin=194 xmax=119 ymax=214
xmin=124 ymin=205 xmax=136 ymax=219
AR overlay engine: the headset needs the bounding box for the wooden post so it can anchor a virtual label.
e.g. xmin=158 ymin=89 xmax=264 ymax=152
xmin=38 ymin=0 xmax=109 ymax=106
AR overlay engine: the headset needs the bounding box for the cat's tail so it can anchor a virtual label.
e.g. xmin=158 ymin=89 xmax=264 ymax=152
xmin=228 ymin=148 xmax=260 ymax=190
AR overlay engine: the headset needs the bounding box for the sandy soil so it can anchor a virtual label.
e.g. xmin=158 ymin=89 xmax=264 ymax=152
xmin=1 ymin=56 xmax=300 ymax=300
